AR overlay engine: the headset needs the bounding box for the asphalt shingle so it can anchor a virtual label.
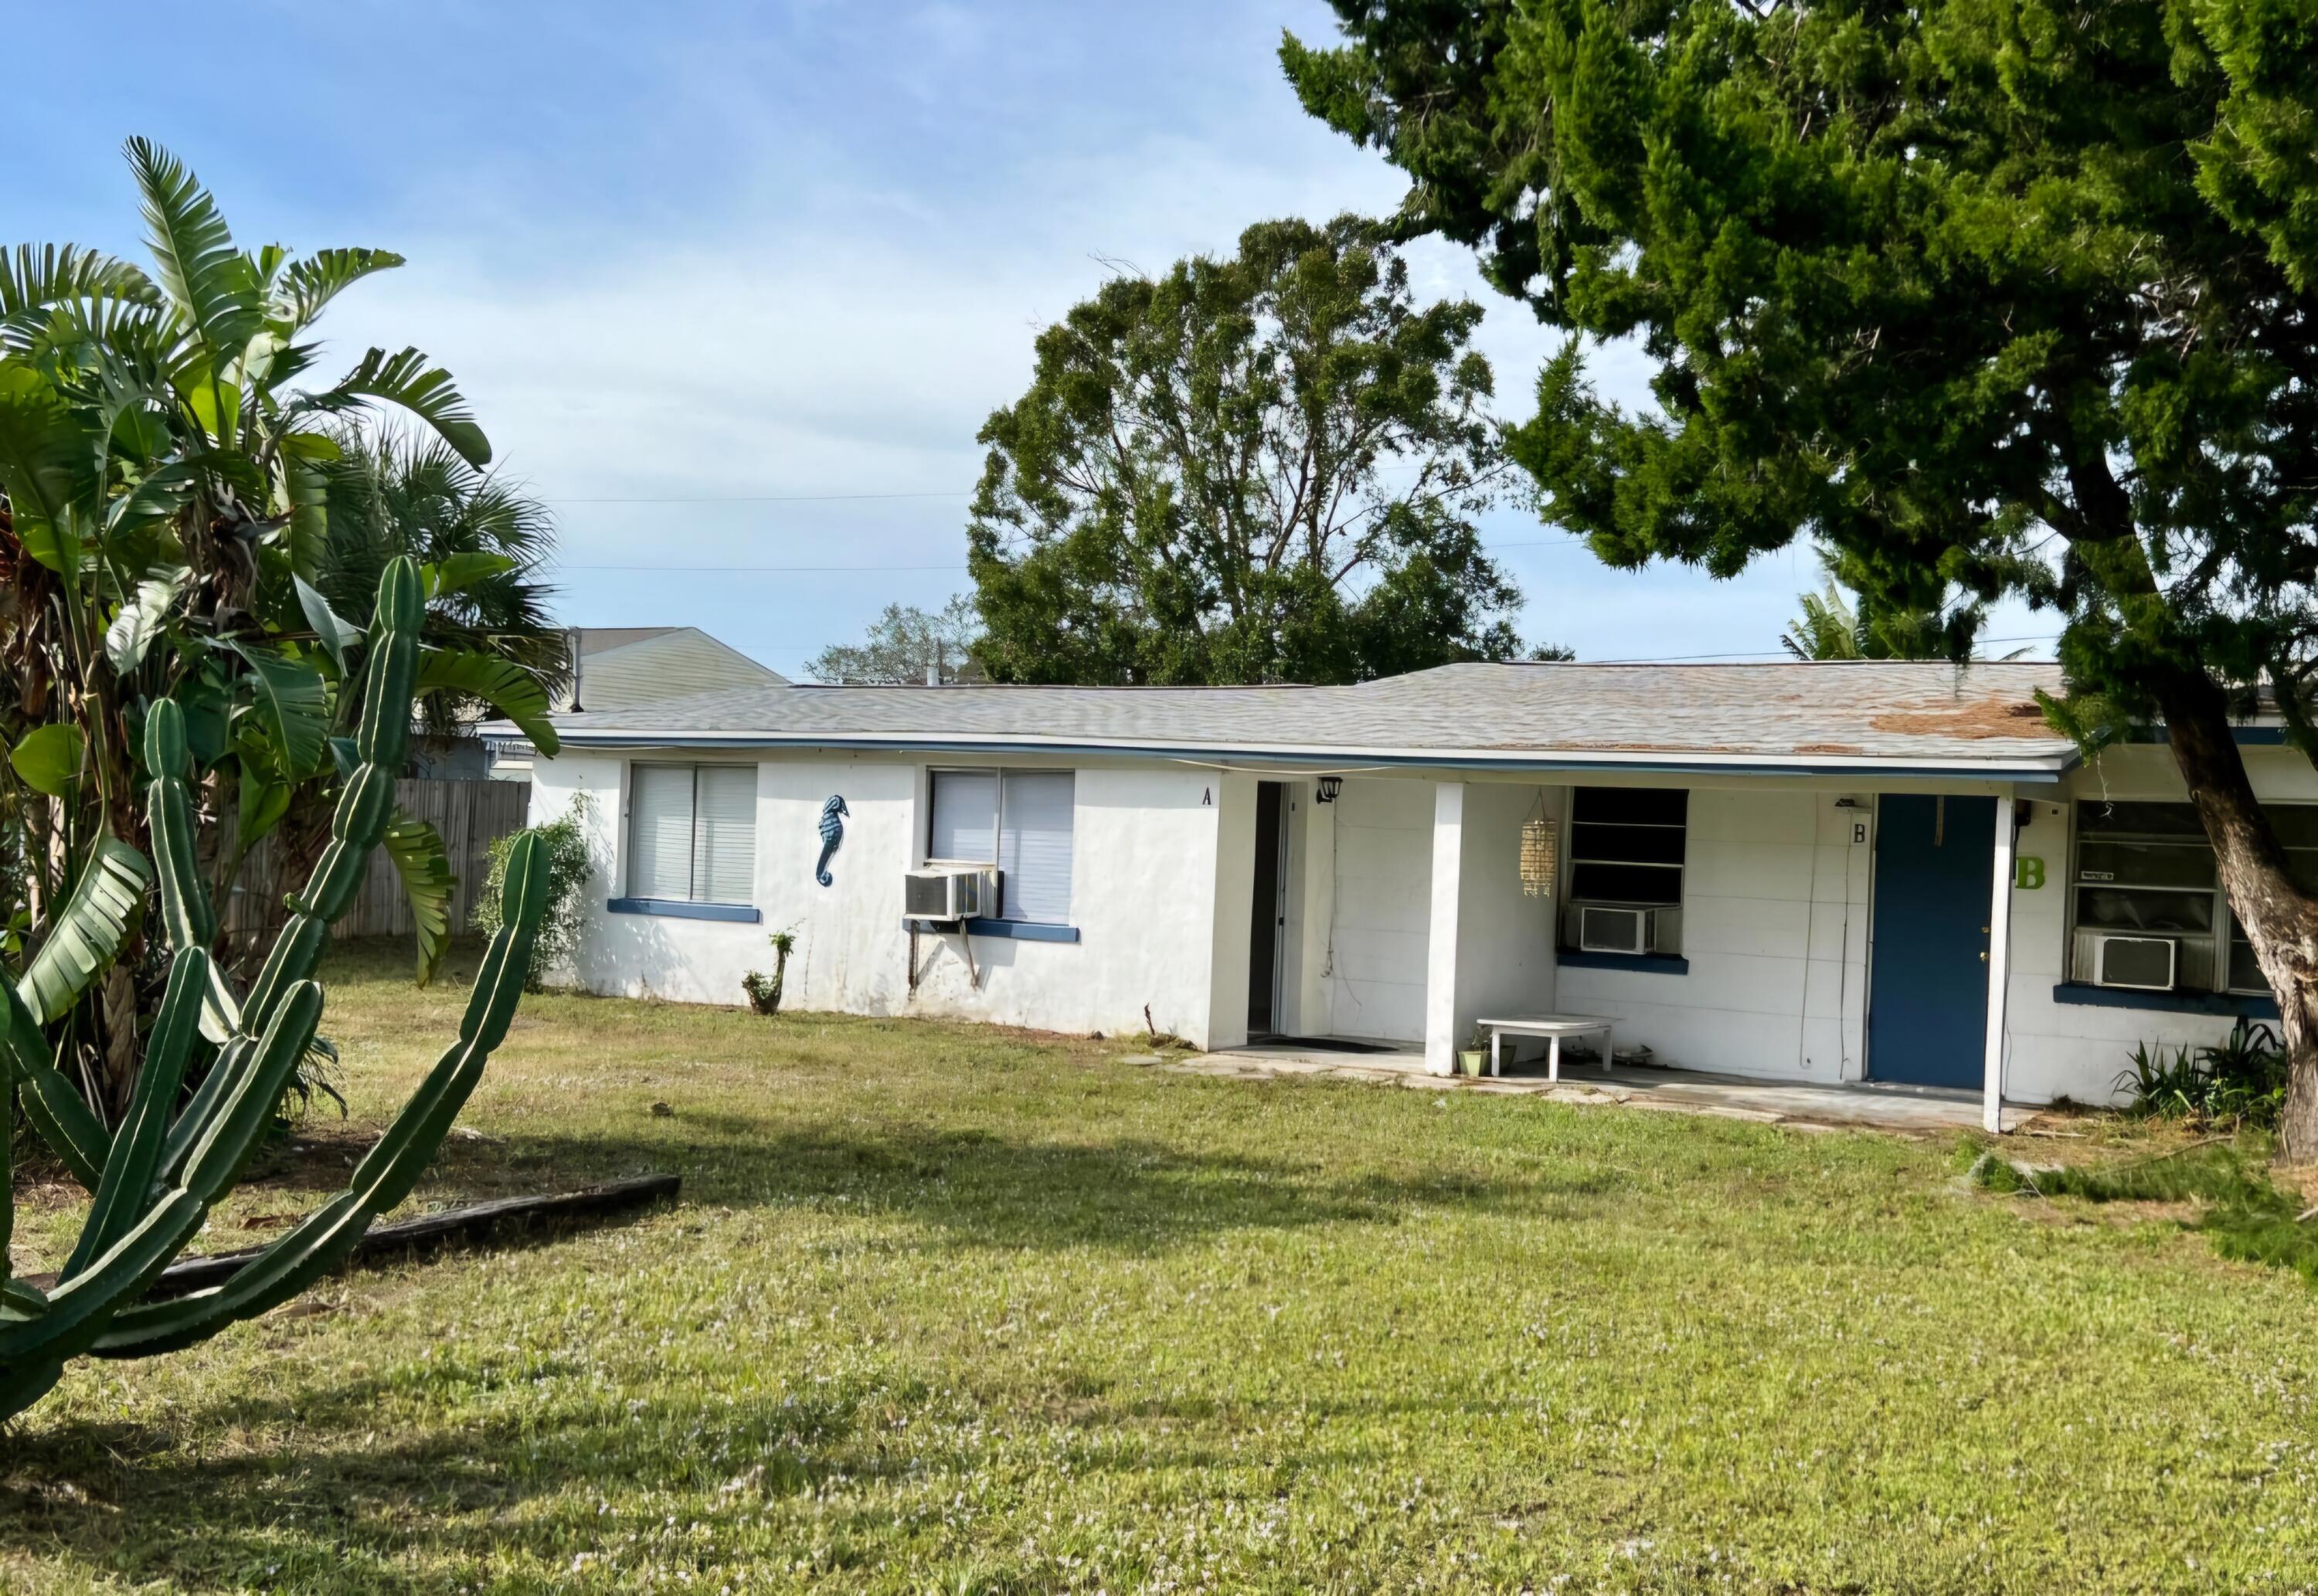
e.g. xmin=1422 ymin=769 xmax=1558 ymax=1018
xmin=539 ymin=660 xmax=2080 ymax=773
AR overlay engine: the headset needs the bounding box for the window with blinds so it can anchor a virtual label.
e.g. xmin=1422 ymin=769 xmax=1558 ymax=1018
xmin=627 ymin=762 xmax=757 ymax=905
xmin=926 ymin=768 xmax=1076 ymax=925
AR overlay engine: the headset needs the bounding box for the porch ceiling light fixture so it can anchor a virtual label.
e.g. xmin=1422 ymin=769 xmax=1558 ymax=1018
xmin=1315 ymin=776 xmax=1344 ymax=803
xmin=1521 ymin=791 xmax=1558 ymax=898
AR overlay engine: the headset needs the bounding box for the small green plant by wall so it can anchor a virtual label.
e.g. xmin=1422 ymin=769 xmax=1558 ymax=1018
xmin=743 ymin=929 xmax=799 ymax=1017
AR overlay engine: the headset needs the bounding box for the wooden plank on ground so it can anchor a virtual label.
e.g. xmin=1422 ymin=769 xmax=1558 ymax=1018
xmin=22 ymin=1176 xmax=681 ymax=1299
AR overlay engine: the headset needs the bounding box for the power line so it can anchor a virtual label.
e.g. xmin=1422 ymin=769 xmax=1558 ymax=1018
xmin=546 ymin=537 xmax=1592 ymax=573
xmin=544 ymin=489 xmax=972 ymax=505
xmin=556 ymin=562 xmax=971 ymax=573
xmin=1589 ymin=634 xmax=2062 ymax=664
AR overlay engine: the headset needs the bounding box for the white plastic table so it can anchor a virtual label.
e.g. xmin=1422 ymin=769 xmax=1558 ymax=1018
xmin=1475 ymin=1014 xmax=1617 ymax=1082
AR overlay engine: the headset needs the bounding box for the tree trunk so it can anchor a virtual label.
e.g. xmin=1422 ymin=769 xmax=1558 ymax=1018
xmin=2152 ymin=669 xmax=2318 ymax=1160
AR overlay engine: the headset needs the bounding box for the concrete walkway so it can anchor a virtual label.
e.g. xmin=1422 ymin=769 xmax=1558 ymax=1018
xmin=1177 ymin=1041 xmax=2027 ymax=1134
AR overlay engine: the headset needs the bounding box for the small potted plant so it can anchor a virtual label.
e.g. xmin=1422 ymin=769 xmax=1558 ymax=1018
xmin=1458 ymin=1026 xmax=1488 ymax=1078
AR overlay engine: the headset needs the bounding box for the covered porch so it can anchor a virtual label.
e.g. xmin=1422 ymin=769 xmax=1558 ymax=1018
xmin=1221 ymin=769 xmax=2029 ymax=1135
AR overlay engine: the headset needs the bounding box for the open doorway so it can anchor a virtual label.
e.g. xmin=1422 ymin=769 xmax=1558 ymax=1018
xmin=1247 ymin=781 xmax=1288 ymax=1037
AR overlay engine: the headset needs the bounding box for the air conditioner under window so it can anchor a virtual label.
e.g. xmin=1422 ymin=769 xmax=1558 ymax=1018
xmin=1578 ymin=904 xmax=1653 ymax=956
xmin=905 ymin=866 xmax=998 ymax=923
xmin=2094 ymin=933 xmax=2178 ymax=993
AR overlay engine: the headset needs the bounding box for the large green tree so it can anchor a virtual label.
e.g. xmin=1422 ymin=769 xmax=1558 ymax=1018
xmin=808 ymin=595 xmax=984 ymax=684
xmin=1285 ymin=0 xmax=2318 ymax=1156
xmin=969 ymin=215 xmax=1536 ymax=684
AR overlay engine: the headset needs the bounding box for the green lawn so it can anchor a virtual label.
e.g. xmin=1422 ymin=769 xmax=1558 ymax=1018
xmin=5 ymin=942 xmax=2316 ymax=1593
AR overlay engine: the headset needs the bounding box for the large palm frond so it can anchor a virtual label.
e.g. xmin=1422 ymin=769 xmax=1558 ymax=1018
xmin=318 ymin=427 xmax=566 ymax=737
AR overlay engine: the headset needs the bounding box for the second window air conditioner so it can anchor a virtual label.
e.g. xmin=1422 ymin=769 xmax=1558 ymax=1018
xmin=905 ymin=866 xmax=998 ymax=923
xmin=2092 ymin=933 xmax=2177 ymax=993
xmin=1577 ymin=904 xmax=1653 ymax=956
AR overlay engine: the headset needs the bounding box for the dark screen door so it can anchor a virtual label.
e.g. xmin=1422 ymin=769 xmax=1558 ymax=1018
xmin=1248 ymin=783 xmax=1286 ymax=1034
xmin=1867 ymin=794 xmax=1994 ymax=1088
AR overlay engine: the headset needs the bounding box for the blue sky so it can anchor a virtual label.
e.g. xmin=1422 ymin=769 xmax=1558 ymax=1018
xmin=5 ymin=1 xmax=2050 ymax=674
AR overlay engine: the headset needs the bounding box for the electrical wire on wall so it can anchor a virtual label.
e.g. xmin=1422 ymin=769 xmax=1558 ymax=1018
xmin=1796 ymin=817 xmax=1822 ymax=1078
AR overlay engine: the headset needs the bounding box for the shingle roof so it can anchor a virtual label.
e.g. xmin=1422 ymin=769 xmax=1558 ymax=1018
xmin=540 ymin=660 xmax=2084 ymax=777
xmin=574 ymin=627 xmax=679 ymax=657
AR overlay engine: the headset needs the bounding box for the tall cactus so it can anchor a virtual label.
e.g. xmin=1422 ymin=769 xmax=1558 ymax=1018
xmin=0 ymin=557 xmax=552 ymax=1421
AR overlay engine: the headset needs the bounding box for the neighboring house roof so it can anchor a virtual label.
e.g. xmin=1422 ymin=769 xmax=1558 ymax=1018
xmin=484 ymin=627 xmax=787 ymax=766
xmin=539 ymin=659 xmax=2097 ymax=781
xmin=561 ymin=627 xmax=787 ymax=713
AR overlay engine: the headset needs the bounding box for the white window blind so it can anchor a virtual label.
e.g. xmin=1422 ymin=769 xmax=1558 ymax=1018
xmin=628 ymin=765 xmax=695 ymax=901
xmin=928 ymin=771 xmax=998 ymax=862
xmin=998 ymin=773 xmax=1073 ymax=922
xmin=692 ymin=765 xmax=758 ymax=905
xmin=628 ymin=762 xmax=757 ymax=905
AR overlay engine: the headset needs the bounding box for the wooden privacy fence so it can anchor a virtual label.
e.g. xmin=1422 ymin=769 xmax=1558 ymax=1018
xmin=227 ymin=779 xmax=531 ymax=940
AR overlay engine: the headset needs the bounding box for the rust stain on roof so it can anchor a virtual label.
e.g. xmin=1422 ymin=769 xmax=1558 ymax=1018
xmin=1869 ymin=695 xmax=2052 ymax=740
xmin=1793 ymin=742 xmax=1866 ymax=756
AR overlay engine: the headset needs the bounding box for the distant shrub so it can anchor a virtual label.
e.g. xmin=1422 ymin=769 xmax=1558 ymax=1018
xmin=475 ymin=793 xmax=595 ymax=990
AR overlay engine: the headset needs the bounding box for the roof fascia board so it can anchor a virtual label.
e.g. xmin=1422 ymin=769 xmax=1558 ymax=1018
xmin=547 ymin=729 xmax=2075 ymax=783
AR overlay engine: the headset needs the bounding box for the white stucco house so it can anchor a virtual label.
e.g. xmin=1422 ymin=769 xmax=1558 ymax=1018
xmin=515 ymin=660 xmax=2314 ymax=1129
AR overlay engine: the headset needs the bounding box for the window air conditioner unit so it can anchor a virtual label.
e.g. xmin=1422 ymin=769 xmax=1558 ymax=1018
xmin=905 ymin=866 xmax=998 ymax=923
xmin=1578 ymin=904 xmax=1651 ymax=956
xmin=2093 ymin=933 xmax=2177 ymax=993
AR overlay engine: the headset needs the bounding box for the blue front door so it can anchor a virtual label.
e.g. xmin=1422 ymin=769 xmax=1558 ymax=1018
xmin=1868 ymin=795 xmax=1994 ymax=1089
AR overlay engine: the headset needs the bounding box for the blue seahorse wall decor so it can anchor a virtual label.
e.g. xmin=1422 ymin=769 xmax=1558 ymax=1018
xmin=816 ymin=794 xmax=849 ymax=886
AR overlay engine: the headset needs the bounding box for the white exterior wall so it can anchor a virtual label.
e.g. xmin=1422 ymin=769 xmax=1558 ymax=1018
xmin=1324 ymin=777 xmax=1435 ymax=1042
xmin=1997 ymin=744 xmax=2318 ymax=1106
xmin=532 ymin=749 xmax=1232 ymax=1047
xmin=539 ymin=735 xmax=2318 ymax=1116
xmin=1555 ymin=786 xmax=1874 ymax=1083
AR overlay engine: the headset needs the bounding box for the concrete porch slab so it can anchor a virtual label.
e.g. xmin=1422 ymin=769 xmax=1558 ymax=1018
xmin=1186 ymin=1043 xmax=2030 ymax=1134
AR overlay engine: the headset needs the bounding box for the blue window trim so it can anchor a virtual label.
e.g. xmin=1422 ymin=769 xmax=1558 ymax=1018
xmin=1556 ymin=949 xmax=1689 ymax=976
xmin=607 ymin=897 xmax=761 ymax=924
xmin=963 ymin=918 xmax=1079 ymax=944
xmin=2051 ymin=982 xmax=2278 ymax=1020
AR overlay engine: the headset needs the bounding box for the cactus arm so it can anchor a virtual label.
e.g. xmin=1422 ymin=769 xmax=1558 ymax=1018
xmin=229 ymin=562 xmax=417 ymax=1042
xmin=144 ymin=701 xmax=214 ymax=954
xmin=62 ymin=949 xmax=211 ymax=1278
xmin=144 ymin=698 xmax=243 ymax=1042
xmin=93 ymin=834 xmax=551 ymax=1358
xmin=0 ymin=1189 xmax=208 ymax=1367
xmin=156 ymin=1035 xmax=248 ymax=1180
xmin=0 ymin=983 xmax=318 ymax=1380
xmin=181 ymin=980 xmax=323 ymax=1203
xmin=2 ymin=981 xmax=107 ymax=1190
xmin=158 ymin=558 xmax=420 ymax=1180
xmin=0 ymin=1281 xmax=45 ymax=1323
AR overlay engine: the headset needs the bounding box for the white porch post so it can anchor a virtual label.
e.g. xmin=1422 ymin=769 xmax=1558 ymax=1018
xmin=1424 ymin=781 xmax=1467 ymax=1077
xmin=1983 ymin=788 xmax=2017 ymax=1133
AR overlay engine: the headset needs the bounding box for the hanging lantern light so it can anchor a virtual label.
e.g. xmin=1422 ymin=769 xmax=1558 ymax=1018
xmin=1521 ymin=793 xmax=1558 ymax=898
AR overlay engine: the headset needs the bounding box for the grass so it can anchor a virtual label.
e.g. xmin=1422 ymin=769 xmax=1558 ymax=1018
xmin=6 ymin=942 xmax=2318 ymax=1592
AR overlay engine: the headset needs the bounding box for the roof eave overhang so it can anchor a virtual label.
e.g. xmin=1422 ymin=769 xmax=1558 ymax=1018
xmin=544 ymin=728 xmax=2080 ymax=784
